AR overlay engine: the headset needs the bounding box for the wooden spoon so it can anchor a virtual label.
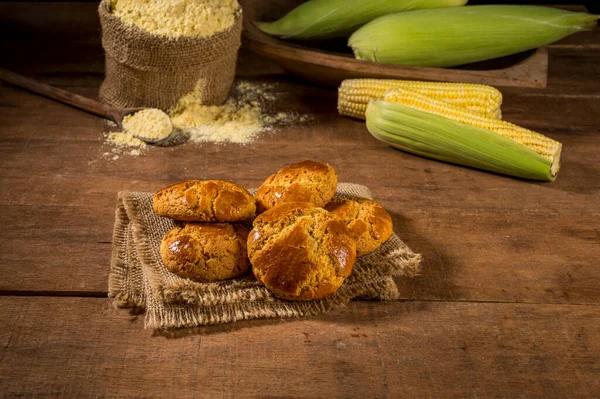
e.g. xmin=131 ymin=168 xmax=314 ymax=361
xmin=0 ymin=68 xmax=174 ymax=145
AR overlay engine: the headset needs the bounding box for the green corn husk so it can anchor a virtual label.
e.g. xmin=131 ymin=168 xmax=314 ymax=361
xmin=365 ymin=99 xmax=558 ymax=181
xmin=349 ymin=5 xmax=599 ymax=67
xmin=256 ymin=0 xmax=467 ymax=40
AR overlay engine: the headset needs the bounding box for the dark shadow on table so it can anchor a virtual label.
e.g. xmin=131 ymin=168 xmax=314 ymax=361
xmin=387 ymin=209 xmax=460 ymax=302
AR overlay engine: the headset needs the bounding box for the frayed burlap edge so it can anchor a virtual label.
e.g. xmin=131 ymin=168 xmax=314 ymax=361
xmin=109 ymin=183 xmax=422 ymax=329
xmin=146 ymin=279 xmax=400 ymax=330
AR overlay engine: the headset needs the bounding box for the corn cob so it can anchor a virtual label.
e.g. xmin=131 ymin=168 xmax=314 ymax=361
xmin=384 ymin=88 xmax=560 ymax=164
xmin=365 ymin=89 xmax=561 ymax=181
xmin=349 ymin=6 xmax=599 ymax=67
xmin=338 ymin=79 xmax=502 ymax=120
xmin=256 ymin=0 xmax=467 ymax=40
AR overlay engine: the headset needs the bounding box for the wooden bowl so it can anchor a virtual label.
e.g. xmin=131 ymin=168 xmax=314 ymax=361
xmin=240 ymin=0 xmax=548 ymax=88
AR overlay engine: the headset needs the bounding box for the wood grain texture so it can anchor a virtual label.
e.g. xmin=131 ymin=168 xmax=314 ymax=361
xmin=1 ymin=297 xmax=598 ymax=398
xmin=0 ymin=69 xmax=600 ymax=303
xmin=1 ymin=75 xmax=599 ymax=302
xmin=1 ymin=2 xmax=599 ymax=398
xmin=0 ymin=68 xmax=144 ymax=128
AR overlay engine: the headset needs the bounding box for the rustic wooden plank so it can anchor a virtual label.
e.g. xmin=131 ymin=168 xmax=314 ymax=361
xmin=2 ymin=201 xmax=598 ymax=305
xmin=394 ymin=213 xmax=600 ymax=305
xmin=1 ymin=130 xmax=599 ymax=214
xmin=0 ymin=297 xmax=598 ymax=398
xmin=0 ymin=205 xmax=112 ymax=293
xmin=1 ymin=4 xmax=598 ymax=399
xmin=505 ymin=47 xmax=600 ymax=97
xmin=1 ymin=3 xmax=599 ymax=302
xmin=2 ymin=78 xmax=599 ymax=211
xmin=3 ymin=58 xmax=600 ymax=145
xmin=1 ymin=75 xmax=599 ymax=301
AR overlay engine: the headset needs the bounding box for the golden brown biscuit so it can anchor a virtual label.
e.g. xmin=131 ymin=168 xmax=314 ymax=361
xmin=247 ymin=202 xmax=356 ymax=301
xmin=255 ymin=160 xmax=338 ymax=213
xmin=153 ymin=180 xmax=256 ymax=222
xmin=324 ymin=196 xmax=393 ymax=256
xmin=160 ymin=223 xmax=250 ymax=282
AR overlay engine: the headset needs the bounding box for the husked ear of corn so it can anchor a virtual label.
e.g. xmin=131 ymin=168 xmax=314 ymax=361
xmin=349 ymin=6 xmax=599 ymax=67
xmin=365 ymin=89 xmax=561 ymax=181
xmin=255 ymin=0 xmax=467 ymax=40
xmin=338 ymin=78 xmax=502 ymax=120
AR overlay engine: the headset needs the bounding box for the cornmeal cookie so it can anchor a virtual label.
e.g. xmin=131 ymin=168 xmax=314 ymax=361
xmin=160 ymin=223 xmax=250 ymax=282
xmin=254 ymin=160 xmax=338 ymax=213
xmin=247 ymin=202 xmax=356 ymax=301
xmin=324 ymin=196 xmax=393 ymax=256
xmin=153 ymin=180 xmax=255 ymax=222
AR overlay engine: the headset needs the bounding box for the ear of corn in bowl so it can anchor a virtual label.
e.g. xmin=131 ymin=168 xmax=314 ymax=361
xmin=257 ymin=1 xmax=597 ymax=68
xmin=256 ymin=0 xmax=467 ymax=40
xmin=348 ymin=5 xmax=598 ymax=67
xmin=338 ymin=78 xmax=561 ymax=181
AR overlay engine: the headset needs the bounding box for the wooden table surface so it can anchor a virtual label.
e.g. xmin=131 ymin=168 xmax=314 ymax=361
xmin=1 ymin=2 xmax=599 ymax=398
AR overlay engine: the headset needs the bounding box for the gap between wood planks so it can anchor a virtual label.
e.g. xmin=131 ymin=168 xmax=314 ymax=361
xmin=1 ymin=290 xmax=599 ymax=307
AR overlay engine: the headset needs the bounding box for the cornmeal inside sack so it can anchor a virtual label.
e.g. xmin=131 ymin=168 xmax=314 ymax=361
xmin=111 ymin=0 xmax=239 ymax=39
xmin=98 ymin=0 xmax=242 ymax=109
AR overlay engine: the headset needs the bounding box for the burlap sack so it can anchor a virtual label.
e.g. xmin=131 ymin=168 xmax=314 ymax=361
xmin=98 ymin=0 xmax=242 ymax=110
xmin=109 ymin=183 xmax=422 ymax=329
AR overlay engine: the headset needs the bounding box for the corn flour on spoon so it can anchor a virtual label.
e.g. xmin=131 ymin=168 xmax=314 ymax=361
xmin=0 ymin=68 xmax=174 ymax=145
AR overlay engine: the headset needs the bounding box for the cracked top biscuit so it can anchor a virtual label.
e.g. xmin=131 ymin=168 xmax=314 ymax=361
xmin=324 ymin=197 xmax=393 ymax=256
xmin=247 ymin=202 xmax=356 ymax=301
xmin=160 ymin=223 xmax=250 ymax=282
xmin=254 ymin=160 xmax=338 ymax=213
xmin=153 ymin=180 xmax=256 ymax=222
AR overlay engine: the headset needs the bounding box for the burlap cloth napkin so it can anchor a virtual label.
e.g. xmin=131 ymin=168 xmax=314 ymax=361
xmin=109 ymin=183 xmax=421 ymax=329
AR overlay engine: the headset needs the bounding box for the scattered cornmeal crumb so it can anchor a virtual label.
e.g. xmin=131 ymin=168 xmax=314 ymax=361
xmin=104 ymin=131 xmax=147 ymax=157
xmin=169 ymin=80 xmax=311 ymax=145
xmin=122 ymin=108 xmax=172 ymax=141
xmin=102 ymin=80 xmax=311 ymax=159
xmin=111 ymin=0 xmax=240 ymax=38
xmin=107 ymin=131 xmax=147 ymax=148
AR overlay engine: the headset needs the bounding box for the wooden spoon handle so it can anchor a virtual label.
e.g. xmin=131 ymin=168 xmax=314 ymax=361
xmin=0 ymin=68 xmax=115 ymax=121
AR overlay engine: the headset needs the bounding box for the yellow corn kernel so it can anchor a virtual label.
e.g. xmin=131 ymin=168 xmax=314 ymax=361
xmin=338 ymin=78 xmax=502 ymax=120
xmin=383 ymin=88 xmax=560 ymax=164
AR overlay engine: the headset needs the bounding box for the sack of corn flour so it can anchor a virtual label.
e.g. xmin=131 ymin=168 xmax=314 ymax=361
xmin=98 ymin=0 xmax=242 ymax=110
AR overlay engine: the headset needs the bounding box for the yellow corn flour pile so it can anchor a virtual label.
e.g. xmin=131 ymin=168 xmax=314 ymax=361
xmin=170 ymin=81 xmax=309 ymax=145
xmin=103 ymin=81 xmax=310 ymax=157
xmin=110 ymin=0 xmax=240 ymax=38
